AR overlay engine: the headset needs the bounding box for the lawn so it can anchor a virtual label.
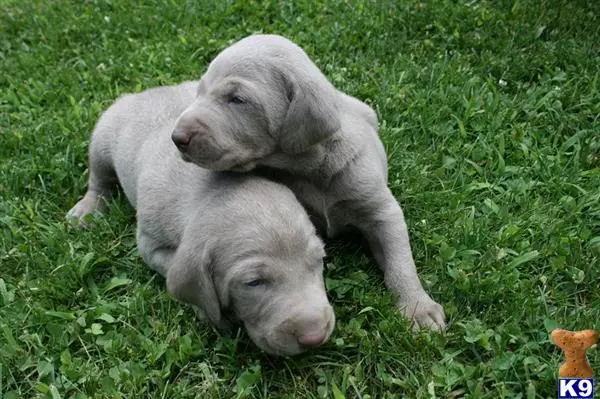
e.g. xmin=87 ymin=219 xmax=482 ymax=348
xmin=1 ymin=0 xmax=599 ymax=397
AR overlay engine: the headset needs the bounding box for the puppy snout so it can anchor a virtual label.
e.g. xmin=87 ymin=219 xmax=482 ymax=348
xmin=297 ymin=331 xmax=327 ymax=348
xmin=172 ymin=129 xmax=192 ymax=150
xmin=288 ymin=307 xmax=334 ymax=349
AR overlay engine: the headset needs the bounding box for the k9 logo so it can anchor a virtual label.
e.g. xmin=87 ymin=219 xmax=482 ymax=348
xmin=558 ymin=378 xmax=594 ymax=398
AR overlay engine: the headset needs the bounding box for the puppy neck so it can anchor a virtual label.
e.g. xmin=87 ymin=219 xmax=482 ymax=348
xmin=262 ymin=142 xmax=328 ymax=174
xmin=259 ymin=130 xmax=360 ymax=186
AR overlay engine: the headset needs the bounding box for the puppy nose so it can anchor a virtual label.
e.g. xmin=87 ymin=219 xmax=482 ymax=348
xmin=172 ymin=130 xmax=191 ymax=150
xmin=297 ymin=331 xmax=327 ymax=348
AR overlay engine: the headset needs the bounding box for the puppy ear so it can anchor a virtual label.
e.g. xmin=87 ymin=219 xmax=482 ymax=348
xmin=278 ymin=73 xmax=341 ymax=153
xmin=166 ymin=243 xmax=229 ymax=329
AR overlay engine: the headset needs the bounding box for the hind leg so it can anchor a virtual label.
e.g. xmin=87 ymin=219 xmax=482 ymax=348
xmin=67 ymin=135 xmax=118 ymax=226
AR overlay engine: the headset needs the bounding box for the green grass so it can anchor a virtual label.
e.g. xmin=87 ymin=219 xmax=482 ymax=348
xmin=1 ymin=0 xmax=599 ymax=397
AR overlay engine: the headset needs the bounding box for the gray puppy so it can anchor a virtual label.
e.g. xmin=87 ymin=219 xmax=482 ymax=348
xmin=171 ymin=34 xmax=446 ymax=331
xmin=67 ymin=82 xmax=335 ymax=356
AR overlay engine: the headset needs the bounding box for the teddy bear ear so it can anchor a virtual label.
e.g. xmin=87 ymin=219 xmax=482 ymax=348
xmin=579 ymin=329 xmax=598 ymax=347
xmin=550 ymin=329 xmax=566 ymax=345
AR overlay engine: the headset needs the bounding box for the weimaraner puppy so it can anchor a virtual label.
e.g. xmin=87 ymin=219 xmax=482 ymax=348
xmin=66 ymin=83 xmax=335 ymax=356
xmin=171 ymin=34 xmax=446 ymax=331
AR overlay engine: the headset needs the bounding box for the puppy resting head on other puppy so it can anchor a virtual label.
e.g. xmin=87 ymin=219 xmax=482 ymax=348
xmin=166 ymin=180 xmax=335 ymax=356
xmin=171 ymin=34 xmax=341 ymax=171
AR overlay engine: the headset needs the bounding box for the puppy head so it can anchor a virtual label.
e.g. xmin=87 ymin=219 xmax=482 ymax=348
xmin=172 ymin=34 xmax=341 ymax=171
xmin=166 ymin=181 xmax=334 ymax=356
xmin=216 ymin=222 xmax=334 ymax=356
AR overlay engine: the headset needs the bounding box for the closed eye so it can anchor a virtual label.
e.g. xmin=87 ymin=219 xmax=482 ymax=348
xmin=244 ymin=278 xmax=266 ymax=287
xmin=228 ymin=95 xmax=246 ymax=104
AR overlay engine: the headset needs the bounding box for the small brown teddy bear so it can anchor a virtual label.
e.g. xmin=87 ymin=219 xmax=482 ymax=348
xmin=551 ymin=329 xmax=598 ymax=378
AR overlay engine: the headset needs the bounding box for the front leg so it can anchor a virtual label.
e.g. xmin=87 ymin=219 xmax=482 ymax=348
xmin=137 ymin=228 xmax=209 ymax=321
xmin=335 ymin=188 xmax=446 ymax=331
xmin=137 ymin=228 xmax=178 ymax=277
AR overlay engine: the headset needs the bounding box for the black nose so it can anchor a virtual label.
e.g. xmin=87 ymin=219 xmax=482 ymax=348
xmin=172 ymin=130 xmax=191 ymax=150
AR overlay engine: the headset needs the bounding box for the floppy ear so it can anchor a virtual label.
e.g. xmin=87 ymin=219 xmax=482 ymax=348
xmin=166 ymin=243 xmax=229 ymax=330
xmin=278 ymin=73 xmax=341 ymax=153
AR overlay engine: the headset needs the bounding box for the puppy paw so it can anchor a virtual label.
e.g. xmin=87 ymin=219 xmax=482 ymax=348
xmin=66 ymin=194 xmax=106 ymax=227
xmin=191 ymin=306 xmax=232 ymax=331
xmin=397 ymin=293 xmax=446 ymax=332
xmin=192 ymin=305 xmax=208 ymax=322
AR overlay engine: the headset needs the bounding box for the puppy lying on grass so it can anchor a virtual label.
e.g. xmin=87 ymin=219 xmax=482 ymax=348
xmin=171 ymin=34 xmax=446 ymax=331
xmin=67 ymin=82 xmax=334 ymax=356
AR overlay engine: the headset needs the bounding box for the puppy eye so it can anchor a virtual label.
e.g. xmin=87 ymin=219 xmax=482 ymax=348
xmin=244 ymin=279 xmax=266 ymax=287
xmin=228 ymin=95 xmax=246 ymax=104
